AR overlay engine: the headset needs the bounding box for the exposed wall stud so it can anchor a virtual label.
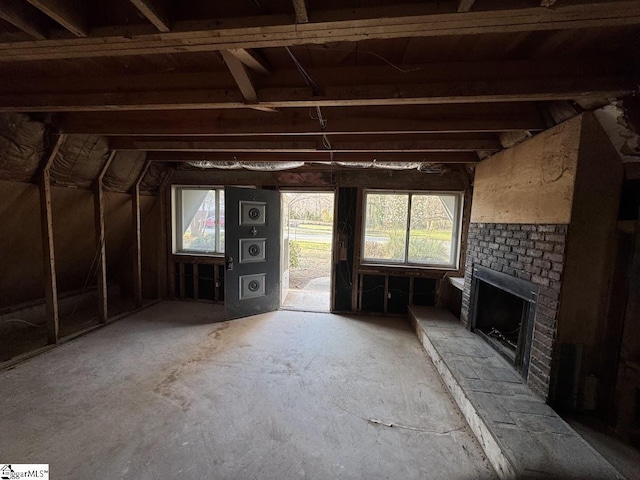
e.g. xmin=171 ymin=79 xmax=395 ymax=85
xmin=39 ymin=134 xmax=66 ymax=344
xmin=94 ymin=151 xmax=116 ymax=323
xmin=132 ymin=160 xmax=151 ymax=307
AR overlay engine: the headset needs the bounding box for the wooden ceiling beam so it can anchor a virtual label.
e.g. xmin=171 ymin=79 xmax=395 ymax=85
xmin=1 ymin=76 xmax=630 ymax=112
xmin=129 ymin=0 xmax=170 ymax=33
xmin=1 ymin=1 xmax=639 ymax=61
xmin=0 ymin=0 xmax=48 ymax=39
xmin=108 ymin=135 xmax=502 ymax=152
xmin=3 ymin=60 xmax=619 ymax=96
xmin=54 ymin=105 xmax=545 ymax=135
xmin=292 ymin=0 xmax=309 ymax=23
xmin=147 ymin=151 xmax=480 ymax=163
xmin=25 ymin=0 xmax=87 ymax=37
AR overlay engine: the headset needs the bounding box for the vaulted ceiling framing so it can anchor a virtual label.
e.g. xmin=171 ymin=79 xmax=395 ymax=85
xmin=0 ymin=0 xmax=639 ymax=177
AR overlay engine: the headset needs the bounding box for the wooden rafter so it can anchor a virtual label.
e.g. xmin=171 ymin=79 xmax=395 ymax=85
xmin=292 ymin=0 xmax=309 ymax=23
xmin=220 ymin=50 xmax=258 ymax=104
xmin=227 ymin=49 xmax=270 ymax=74
xmin=0 ymin=0 xmax=47 ymax=39
xmin=1 ymin=2 xmax=639 ymax=61
xmin=25 ymin=0 xmax=87 ymax=37
xmin=129 ymin=0 xmax=170 ymax=33
xmin=146 ymin=151 xmax=480 ymax=163
xmin=458 ymin=0 xmax=476 ymax=13
xmin=54 ymin=104 xmax=546 ymax=136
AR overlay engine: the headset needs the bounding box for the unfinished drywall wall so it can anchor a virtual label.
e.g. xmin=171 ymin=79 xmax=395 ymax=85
xmin=471 ymin=117 xmax=582 ymax=224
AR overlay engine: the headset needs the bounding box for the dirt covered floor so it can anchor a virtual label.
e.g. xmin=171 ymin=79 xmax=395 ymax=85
xmin=0 ymin=301 xmax=495 ymax=479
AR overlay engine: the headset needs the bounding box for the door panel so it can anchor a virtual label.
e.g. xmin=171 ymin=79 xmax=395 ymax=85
xmin=225 ymin=187 xmax=281 ymax=320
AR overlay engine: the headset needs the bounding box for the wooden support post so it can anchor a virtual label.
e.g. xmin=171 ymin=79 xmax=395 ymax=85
xmin=39 ymin=134 xmax=65 ymax=344
xmin=132 ymin=160 xmax=151 ymax=307
xmin=94 ymin=151 xmax=116 ymax=323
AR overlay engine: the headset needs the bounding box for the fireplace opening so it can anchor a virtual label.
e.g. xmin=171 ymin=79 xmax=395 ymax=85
xmin=475 ymin=281 xmax=528 ymax=365
xmin=470 ymin=266 xmax=538 ymax=379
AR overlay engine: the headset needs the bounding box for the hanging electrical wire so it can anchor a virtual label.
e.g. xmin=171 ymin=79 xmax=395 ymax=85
xmin=285 ymin=46 xmax=320 ymax=96
xmin=285 ymin=46 xmax=333 ymax=152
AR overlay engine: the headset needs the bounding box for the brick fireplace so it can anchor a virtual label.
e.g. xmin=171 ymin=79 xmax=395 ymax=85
xmin=462 ymin=223 xmax=567 ymax=397
xmin=459 ymin=113 xmax=622 ymax=405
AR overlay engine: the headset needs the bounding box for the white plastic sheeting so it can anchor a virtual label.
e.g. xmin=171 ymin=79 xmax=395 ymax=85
xmin=188 ymin=160 xmax=446 ymax=173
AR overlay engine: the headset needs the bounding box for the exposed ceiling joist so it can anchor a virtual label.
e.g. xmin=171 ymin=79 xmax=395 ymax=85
xmin=541 ymin=0 xmax=559 ymax=6
xmin=292 ymin=0 xmax=309 ymax=23
xmin=129 ymin=0 xmax=170 ymax=33
xmin=458 ymin=0 xmax=476 ymax=13
xmin=0 ymin=0 xmax=48 ymax=39
xmin=220 ymin=50 xmax=258 ymax=104
xmin=54 ymin=105 xmax=545 ymax=136
xmin=2 ymin=2 xmax=639 ymax=61
xmin=147 ymin=151 xmax=480 ymax=163
xmin=108 ymin=135 xmax=502 ymax=152
xmin=227 ymin=49 xmax=270 ymax=75
xmin=1 ymin=76 xmax=630 ymax=112
xmin=24 ymin=0 xmax=87 ymax=37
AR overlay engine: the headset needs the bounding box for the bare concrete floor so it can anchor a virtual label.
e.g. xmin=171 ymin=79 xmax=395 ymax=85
xmin=282 ymin=276 xmax=331 ymax=312
xmin=0 ymin=301 xmax=495 ymax=479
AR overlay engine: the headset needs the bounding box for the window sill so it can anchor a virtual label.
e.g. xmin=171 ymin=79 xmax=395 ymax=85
xmin=358 ymin=263 xmax=459 ymax=277
xmin=172 ymin=253 xmax=225 ymax=265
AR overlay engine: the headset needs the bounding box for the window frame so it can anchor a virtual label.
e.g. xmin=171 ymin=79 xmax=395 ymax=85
xmin=172 ymin=185 xmax=225 ymax=256
xmin=360 ymin=189 xmax=464 ymax=270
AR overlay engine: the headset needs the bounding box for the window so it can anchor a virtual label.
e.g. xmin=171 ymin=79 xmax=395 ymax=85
xmin=362 ymin=191 xmax=462 ymax=268
xmin=174 ymin=187 xmax=225 ymax=254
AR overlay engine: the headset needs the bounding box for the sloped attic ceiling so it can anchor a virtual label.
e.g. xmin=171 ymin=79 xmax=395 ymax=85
xmin=0 ymin=114 xmax=167 ymax=193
